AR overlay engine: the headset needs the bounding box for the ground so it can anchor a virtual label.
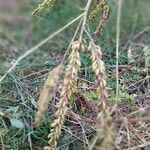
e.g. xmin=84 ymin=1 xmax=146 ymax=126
xmin=0 ymin=0 xmax=150 ymax=149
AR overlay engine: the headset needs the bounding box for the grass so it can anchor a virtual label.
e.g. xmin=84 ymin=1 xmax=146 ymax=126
xmin=0 ymin=0 xmax=150 ymax=149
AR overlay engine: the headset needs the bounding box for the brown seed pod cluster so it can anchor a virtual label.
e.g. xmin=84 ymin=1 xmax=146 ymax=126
xmin=47 ymin=40 xmax=84 ymax=149
xmin=89 ymin=42 xmax=108 ymax=110
xmin=89 ymin=0 xmax=110 ymax=34
xmin=32 ymin=0 xmax=56 ymax=16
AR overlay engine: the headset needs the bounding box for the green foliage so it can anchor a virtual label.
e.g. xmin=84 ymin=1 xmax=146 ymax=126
xmin=0 ymin=0 xmax=149 ymax=149
xmin=110 ymin=92 xmax=137 ymax=111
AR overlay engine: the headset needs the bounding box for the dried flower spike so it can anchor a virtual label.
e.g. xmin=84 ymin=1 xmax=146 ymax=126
xmin=32 ymin=0 xmax=56 ymax=16
xmin=95 ymin=2 xmax=110 ymax=34
xmin=34 ymin=64 xmax=63 ymax=128
xmin=89 ymin=42 xmax=108 ymax=110
xmin=47 ymin=40 xmax=83 ymax=149
xmin=89 ymin=0 xmax=106 ymax=20
xmin=89 ymin=0 xmax=110 ymax=35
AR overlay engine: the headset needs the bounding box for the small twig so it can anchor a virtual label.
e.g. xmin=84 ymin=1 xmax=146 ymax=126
xmin=129 ymin=124 xmax=146 ymax=144
xmin=129 ymin=117 xmax=150 ymax=122
xmin=108 ymin=54 xmax=150 ymax=81
xmin=62 ymin=127 xmax=89 ymax=145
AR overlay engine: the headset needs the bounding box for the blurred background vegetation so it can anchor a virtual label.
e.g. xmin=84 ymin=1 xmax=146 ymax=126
xmin=0 ymin=0 xmax=150 ymax=149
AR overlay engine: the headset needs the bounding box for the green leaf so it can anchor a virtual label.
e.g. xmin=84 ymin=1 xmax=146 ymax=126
xmin=10 ymin=118 xmax=24 ymax=129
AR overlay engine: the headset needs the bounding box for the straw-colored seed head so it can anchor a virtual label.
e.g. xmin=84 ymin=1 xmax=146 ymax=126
xmin=32 ymin=0 xmax=56 ymax=16
xmin=34 ymin=64 xmax=63 ymax=128
xmin=89 ymin=0 xmax=106 ymax=20
xmin=95 ymin=1 xmax=110 ymax=34
xmin=89 ymin=42 xmax=108 ymax=109
xmin=89 ymin=0 xmax=110 ymax=34
xmin=46 ymin=106 xmax=68 ymax=150
xmin=71 ymin=40 xmax=85 ymax=52
xmin=47 ymin=40 xmax=82 ymax=149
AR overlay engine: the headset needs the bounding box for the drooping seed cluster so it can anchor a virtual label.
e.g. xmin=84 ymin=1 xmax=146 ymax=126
xmin=45 ymin=106 xmax=67 ymax=150
xmin=89 ymin=0 xmax=110 ymax=34
xmin=34 ymin=64 xmax=63 ymax=128
xmin=32 ymin=0 xmax=56 ymax=16
xmin=89 ymin=42 xmax=108 ymax=109
xmin=47 ymin=40 xmax=84 ymax=149
xmin=88 ymin=42 xmax=116 ymax=149
xmin=95 ymin=3 xmax=110 ymax=34
xmin=89 ymin=0 xmax=107 ymax=20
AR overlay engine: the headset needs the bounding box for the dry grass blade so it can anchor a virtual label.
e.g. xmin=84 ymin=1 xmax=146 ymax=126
xmin=34 ymin=64 xmax=63 ymax=128
xmin=116 ymin=0 xmax=123 ymax=103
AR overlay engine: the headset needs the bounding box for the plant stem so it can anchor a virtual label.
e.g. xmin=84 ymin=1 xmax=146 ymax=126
xmin=116 ymin=0 xmax=123 ymax=103
xmin=79 ymin=0 xmax=92 ymax=40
